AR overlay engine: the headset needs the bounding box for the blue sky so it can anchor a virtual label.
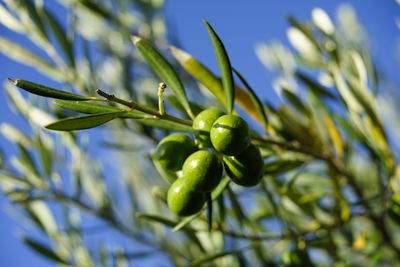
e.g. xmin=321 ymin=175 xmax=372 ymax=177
xmin=0 ymin=1 xmax=399 ymax=266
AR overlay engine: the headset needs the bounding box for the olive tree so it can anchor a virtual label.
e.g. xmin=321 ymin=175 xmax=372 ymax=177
xmin=1 ymin=1 xmax=400 ymax=266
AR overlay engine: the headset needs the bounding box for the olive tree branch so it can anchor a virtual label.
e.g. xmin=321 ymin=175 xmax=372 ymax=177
xmin=96 ymin=89 xmax=193 ymax=126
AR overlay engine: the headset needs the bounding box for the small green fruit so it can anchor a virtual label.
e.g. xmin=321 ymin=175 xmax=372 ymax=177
xmin=210 ymin=114 xmax=250 ymax=155
xmin=156 ymin=133 xmax=197 ymax=172
xmin=192 ymin=108 xmax=225 ymax=147
xmin=167 ymin=178 xmax=205 ymax=216
xmin=223 ymin=144 xmax=264 ymax=187
xmin=183 ymin=150 xmax=222 ymax=192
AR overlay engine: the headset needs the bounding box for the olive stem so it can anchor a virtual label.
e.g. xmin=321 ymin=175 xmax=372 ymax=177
xmin=96 ymin=89 xmax=192 ymax=126
xmin=158 ymin=82 xmax=166 ymax=116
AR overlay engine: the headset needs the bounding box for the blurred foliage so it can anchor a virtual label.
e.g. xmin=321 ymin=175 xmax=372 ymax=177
xmin=1 ymin=1 xmax=400 ymax=266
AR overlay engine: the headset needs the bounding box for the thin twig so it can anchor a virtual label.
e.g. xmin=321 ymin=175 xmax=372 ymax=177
xmin=96 ymin=89 xmax=192 ymax=126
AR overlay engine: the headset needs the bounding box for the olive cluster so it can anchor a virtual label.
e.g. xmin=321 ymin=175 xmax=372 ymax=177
xmin=156 ymin=108 xmax=264 ymax=216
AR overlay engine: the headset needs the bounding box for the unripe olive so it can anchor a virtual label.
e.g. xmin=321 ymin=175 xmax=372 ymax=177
xmin=192 ymin=108 xmax=225 ymax=147
xmin=210 ymin=114 xmax=250 ymax=155
xmin=167 ymin=178 xmax=205 ymax=216
xmin=182 ymin=150 xmax=222 ymax=193
xmin=156 ymin=133 xmax=197 ymax=172
xmin=223 ymin=144 xmax=264 ymax=187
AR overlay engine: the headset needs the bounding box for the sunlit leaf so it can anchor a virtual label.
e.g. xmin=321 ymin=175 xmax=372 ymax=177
xmin=0 ymin=4 xmax=24 ymax=33
xmin=41 ymin=8 xmax=75 ymax=67
xmin=170 ymin=46 xmax=263 ymax=123
xmin=45 ymin=112 xmax=125 ymax=131
xmin=286 ymin=24 xmax=320 ymax=64
xmin=0 ymin=123 xmax=32 ymax=147
xmin=132 ymin=36 xmax=194 ymax=118
xmin=0 ymin=38 xmax=62 ymax=80
xmin=311 ymin=8 xmax=334 ymax=35
xmin=28 ymin=201 xmax=58 ymax=234
xmin=204 ymin=20 xmax=234 ymax=114
xmin=331 ymin=65 xmax=363 ymax=113
xmin=323 ymin=115 xmax=344 ymax=157
xmin=233 ymin=68 xmax=268 ymax=128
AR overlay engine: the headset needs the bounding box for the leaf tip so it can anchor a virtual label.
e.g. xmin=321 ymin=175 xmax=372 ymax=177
xmin=131 ymin=35 xmax=141 ymax=45
xmin=8 ymin=78 xmax=17 ymax=85
xmin=168 ymin=46 xmax=191 ymax=64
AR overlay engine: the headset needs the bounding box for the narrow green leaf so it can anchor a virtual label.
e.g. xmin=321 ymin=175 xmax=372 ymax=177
xmin=0 ymin=4 xmax=24 ymax=33
xmin=226 ymin=186 xmax=247 ymax=228
xmin=132 ymin=36 xmax=194 ymax=118
xmin=282 ymin=88 xmax=311 ymax=117
xmin=233 ymin=68 xmax=268 ymax=127
xmin=192 ymin=249 xmax=242 ymax=266
xmin=19 ymin=0 xmax=47 ymax=39
xmin=287 ymin=16 xmax=320 ymax=50
xmin=264 ymin=159 xmax=304 ymax=175
xmin=41 ymin=8 xmax=75 ymax=67
xmin=23 ymin=237 xmax=70 ymax=264
xmin=36 ymin=134 xmax=53 ymax=177
xmin=204 ymin=20 xmax=234 ymax=114
xmin=331 ymin=65 xmax=363 ymax=113
xmin=173 ymin=177 xmax=230 ymax=232
xmin=295 ymin=71 xmax=336 ymax=99
xmin=9 ymin=79 xmax=95 ymax=101
xmin=136 ymin=119 xmax=194 ymax=133
xmin=53 ymin=100 xmax=146 ymax=119
xmin=217 ymin=194 xmax=226 ymax=225
xmin=170 ymin=46 xmax=264 ymax=123
xmin=0 ymin=123 xmax=32 ymax=147
xmin=17 ymin=144 xmax=40 ymax=177
xmin=135 ymin=212 xmax=177 ymax=227
xmin=45 ymin=112 xmax=125 ymax=131
xmin=0 ymin=38 xmax=62 ymax=80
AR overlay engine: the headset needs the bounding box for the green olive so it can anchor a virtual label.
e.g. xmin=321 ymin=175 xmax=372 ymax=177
xmin=167 ymin=178 xmax=205 ymax=216
xmin=192 ymin=108 xmax=225 ymax=147
xmin=210 ymin=114 xmax=250 ymax=155
xmin=182 ymin=150 xmax=222 ymax=193
xmin=223 ymin=144 xmax=264 ymax=187
xmin=156 ymin=133 xmax=197 ymax=172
